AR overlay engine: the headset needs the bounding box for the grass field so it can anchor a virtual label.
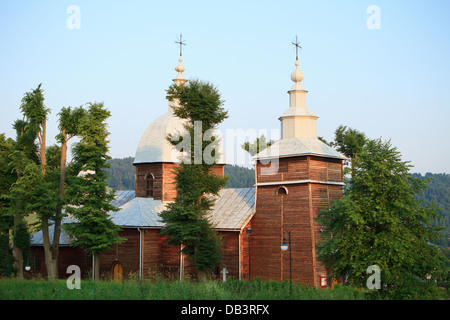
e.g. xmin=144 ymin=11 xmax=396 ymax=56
xmin=1 ymin=278 xmax=448 ymax=300
xmin=0 ymin=278 xmax=368 ymax=300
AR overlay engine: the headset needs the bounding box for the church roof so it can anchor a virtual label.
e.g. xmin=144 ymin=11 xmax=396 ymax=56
xmin=133 ymin=111 xmax=188 ymax=164
xmin=30 ymin=188 xmax=256 ymax=246
xmin=207 ymin=187 xmax=255 ymax=231
xmin=109 ymin=188 xmax=255 ymax=231
xmin=30 ymin=217 xmax=75 ymax=246
xmin=254 ymin=137 xmax=347 ymax=160
xmin=108 ymin=195 xmax=167 ymax=228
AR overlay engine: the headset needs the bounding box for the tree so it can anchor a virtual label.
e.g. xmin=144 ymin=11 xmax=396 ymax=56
xmin=317 ymin=138 xmax=445 ymax=299
xmin=19 ymin=84 xmax=49 ymax=175
xmin=0 ymin=134 xmax=18 ymax=277
xmin=6 ymin=85 xmax=49 ymax=278
xmin=331 ymin=125 xmax=366 ymax=160
xmin=10 ymin=85 xmax=83 ymax=279
xmin=241 ymin=135 xmax=275 ymax=157
xmin=63 ymin=102 xmax=125 ymax=281
xmin=160 ymin=79 xmax=229 ymax=276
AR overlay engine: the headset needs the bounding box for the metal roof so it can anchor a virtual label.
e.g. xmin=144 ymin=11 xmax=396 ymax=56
xmin=109 ymin=190 xmax=136 ymax=208
xmin=30 ymin=190 xmax=137 ymax=246
xmin=108 ymin=196 xmax=167 ymax=228
xmin=30 ymin=217 xmax=75 ymax=246
xmin=254 ymin=137 xmax=347 ymax=160
xmin=207 ymin=188 xmax=255 ymax=231
xmin=108 ymin=187 xmax=256 ymax=231
xmin=31 ymin=188 xmax=256 ymax=245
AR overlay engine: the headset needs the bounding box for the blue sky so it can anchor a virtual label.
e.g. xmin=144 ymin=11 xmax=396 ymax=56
xmin=1 ymin=0 xmax=449 ymax=174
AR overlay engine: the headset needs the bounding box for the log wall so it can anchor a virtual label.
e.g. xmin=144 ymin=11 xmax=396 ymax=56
xmin=135 ymin=163 xmax=225 ymax=201
xmin=250 ymin=155 xmax=343 ymax=287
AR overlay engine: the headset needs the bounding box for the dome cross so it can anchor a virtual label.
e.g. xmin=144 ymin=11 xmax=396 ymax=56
xmin=292 ymin=35 xmax=302 ymax=61
xmin=175 ymin=34 xmax=186 ymax=57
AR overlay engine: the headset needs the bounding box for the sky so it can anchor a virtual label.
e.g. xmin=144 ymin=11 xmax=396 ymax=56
xmin=0 ymin=0 xmax=449 ymax=174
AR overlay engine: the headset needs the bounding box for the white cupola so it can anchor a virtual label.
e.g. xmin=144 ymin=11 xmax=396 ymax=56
xmin=279 ymin=57 xmax=319 ymax=139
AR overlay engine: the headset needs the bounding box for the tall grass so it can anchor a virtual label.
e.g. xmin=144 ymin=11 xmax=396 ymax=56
xmin=0 ymin=278 xmax=368 ymax=300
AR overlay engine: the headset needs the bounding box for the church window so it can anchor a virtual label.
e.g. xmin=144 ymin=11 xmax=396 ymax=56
xmin=276 ymin=186 xmax=288 ymax=195
xmin=145 ymin=173 xmax=154 ymax=197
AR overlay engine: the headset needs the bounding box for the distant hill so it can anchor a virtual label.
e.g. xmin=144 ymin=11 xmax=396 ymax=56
xmin=224 ymin=164 xmax=255 ymax=188
xmin=412 ymin=173 xmax=450 ymax=249
xmin=105 ymin=157 xmax=136 ymax=190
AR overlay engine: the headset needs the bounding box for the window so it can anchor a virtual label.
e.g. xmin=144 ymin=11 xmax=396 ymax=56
xmin=276 ymin=186 xmax=288 ymax=195
xmin=145 ymin=173 xmax=154 ymax=197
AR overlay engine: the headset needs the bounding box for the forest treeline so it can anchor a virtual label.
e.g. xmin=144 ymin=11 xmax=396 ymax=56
xmin=105 ymin=158 xmax=449 ymax=248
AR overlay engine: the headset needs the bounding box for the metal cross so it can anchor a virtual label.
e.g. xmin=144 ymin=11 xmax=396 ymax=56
xmin=175 ymin=34 xmax=186 ymax=57
xmin=292 ymin=35 xmax=302 ymax=60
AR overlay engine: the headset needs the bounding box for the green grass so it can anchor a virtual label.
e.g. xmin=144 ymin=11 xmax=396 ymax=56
xmin=0 ymin=278 xmax=368 ymax=300
xmin=1 ymin=278 xmax=447 ymax=300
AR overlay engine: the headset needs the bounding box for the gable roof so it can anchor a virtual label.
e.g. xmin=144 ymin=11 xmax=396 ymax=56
xmin=108 ymin=196 xmax=166 ymax=228
xmin=254 ymin=137 xmax=347 ymax=160
xmin=208 ymin=188 xmax=255 ymax=231
xmin=30 ymin=188 xmax=256 ymax=246
xmin=108 ymin=187 xmax=256 ymax=231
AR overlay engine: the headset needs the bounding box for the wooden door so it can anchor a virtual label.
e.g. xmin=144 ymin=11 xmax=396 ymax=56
xmin=111 ymin=262 xmax=123 ymax=282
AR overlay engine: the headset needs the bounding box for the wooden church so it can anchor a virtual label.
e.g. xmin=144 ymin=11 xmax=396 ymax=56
xmin=30 ymin=44 xmax=346 ymax=287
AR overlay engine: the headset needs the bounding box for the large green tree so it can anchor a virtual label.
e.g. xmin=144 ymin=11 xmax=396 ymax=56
xmin=6 ymin=85 xmax=50 ymax=278
xmin=0 ymin=134 xmax=18 ymax=277
xmin=63 ymin=102 xmax=125 ymax=281
xmin=8 ymin=85 xmax=85 ymax=279
xmin=160 ymin=79 xmax=228 ymax=276
xmin=317 ymin=138 xmax=444 ymax=299
xmin=4 ymin=84 xmax=104 ymax=280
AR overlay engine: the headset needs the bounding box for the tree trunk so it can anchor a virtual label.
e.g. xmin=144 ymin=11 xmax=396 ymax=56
xmin=12 ymin=209 xmax=23 ymax=279
xmin=40 ymin=120 xmax=47 ymax=175
xmin=42 ymin=218 xmax=59 ymax=280
xmin=94 ymin=254 xmax=101 ymax=281
xmin=12 ymin=246 xmax=23 ymax=279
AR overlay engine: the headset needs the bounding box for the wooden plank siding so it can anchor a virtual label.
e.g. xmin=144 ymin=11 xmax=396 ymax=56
xmin=135 ymin=162 xmax=179 ymax=201
xmin=99 ymin=228 xmax=140 ymax=278
xmin=250 ymin=155 xmax=343 ymax=287
xmin=135 ymin=163 xmax=225 ymax=202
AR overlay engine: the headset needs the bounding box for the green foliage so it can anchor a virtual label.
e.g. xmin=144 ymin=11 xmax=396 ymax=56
xmin=45 ymin=145 xmax=61 ymax=171
xmin=167 ymin=79 xmax=228 ymax=131
xmin=56 ymin=106 xmax=85 ymax=143
xmin=9 ymin=162 xmax=58 ymax=225
xmin=11 ymin=120 xmax=38 ymax=164
xmin=317 ymin=138 xmax=445 ymax=298
xmin=160 ymin=80 xmax=228 ymax=272
xmin=63 ymin=102 xmax=125 ymax=256
xmin=19 ymin=83 xmax=50 ymax=138
xmin=241 ymin=135 xmax=275 ymax=157
xmin=331 ymin=125 xmax=366 ymax=159
xmin=0 ymin=135 xmax=16 ymax=276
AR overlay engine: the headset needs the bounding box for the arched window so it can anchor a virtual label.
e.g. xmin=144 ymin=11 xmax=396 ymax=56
xmin=276 ymin=186 xmax=288 ymax=195
xmin=145 ymin=173 xmax=154 ymax=198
